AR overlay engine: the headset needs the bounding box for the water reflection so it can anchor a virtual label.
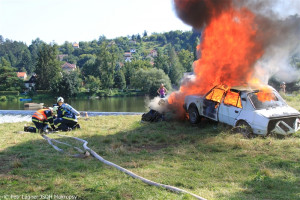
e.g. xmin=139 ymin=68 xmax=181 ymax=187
xmin=0 ymin=96 xmax=148 ymax=112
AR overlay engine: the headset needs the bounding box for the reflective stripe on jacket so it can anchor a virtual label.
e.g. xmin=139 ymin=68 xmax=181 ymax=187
xmin=32 ymin=109 xmax=48 ymax=121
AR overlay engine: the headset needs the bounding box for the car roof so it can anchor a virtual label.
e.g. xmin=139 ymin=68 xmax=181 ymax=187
xmin=212 ymin=84 xmax=274 ymax=93
xmin=231 ymin=85 xmax=274 ymax=93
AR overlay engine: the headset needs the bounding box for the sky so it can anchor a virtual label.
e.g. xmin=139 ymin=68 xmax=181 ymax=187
xmin=0 ymin=0 xmax=192 ymax=45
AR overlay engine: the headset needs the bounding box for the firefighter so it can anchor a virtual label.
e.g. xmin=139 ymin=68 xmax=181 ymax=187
xmin=54 ymin=97 xmax=81 ymax=131
xmin=24 ymin=107 xmax=57 ymax=133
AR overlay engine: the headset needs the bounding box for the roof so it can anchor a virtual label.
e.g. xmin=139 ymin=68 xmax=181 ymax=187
xmin=124 ymin=52 xmax=132 ymax=57
xmin=17 ymin=72 xmax=27 ymax=77
xmin=62 ymin=62 xmax=76 ymax=69
xmin=72 ymin=42 xmax=79 ymax=47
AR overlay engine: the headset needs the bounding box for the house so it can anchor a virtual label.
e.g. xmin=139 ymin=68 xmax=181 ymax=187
xmin=17 ymin=72 xmax=27 ymax=80
xmin=24 ymin=74 xmax=37 ymax=91
xmin=149 ymin=49 xmax=157 ymax=57
xmin=72 ymin=42 xmax=79 ymax=49
xmin=130 ymin=49 xmax=136 ymax=53
xmin=57 ymin=54 xmax=68 ymax=61
xmin=61 ymin=62 xmax=77 ymax=72
xmin=124 ymin=52 xmax=132 ymax=62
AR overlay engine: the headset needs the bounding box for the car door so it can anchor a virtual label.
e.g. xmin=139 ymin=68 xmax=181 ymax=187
xmin=219 ymin=90 xmax=242 ymax=126
xmin=203 ymin=87 xmax=226 ymax=121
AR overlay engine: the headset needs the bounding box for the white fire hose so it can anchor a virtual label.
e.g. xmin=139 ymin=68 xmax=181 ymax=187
xmin=41 ymin=134 xmax=207 ymax=200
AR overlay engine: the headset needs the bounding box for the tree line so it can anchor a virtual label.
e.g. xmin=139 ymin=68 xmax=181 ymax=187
xmin=0 ymin=30 xmax=201 ymax=97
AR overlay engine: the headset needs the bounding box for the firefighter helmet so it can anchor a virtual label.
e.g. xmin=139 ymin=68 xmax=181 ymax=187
xmin=57 ymin=97 xmax=64 ymax=103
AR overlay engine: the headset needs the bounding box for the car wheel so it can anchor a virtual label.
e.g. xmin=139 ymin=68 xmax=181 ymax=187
xmin=188 ymin=106 xmax=200 ymax=124
xmin=236 ymin=121 xmax=254 ymax=138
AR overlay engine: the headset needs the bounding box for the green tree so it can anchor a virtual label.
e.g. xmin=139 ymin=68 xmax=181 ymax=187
xmin=122 ymin=60 xmax=152 ymax=87
xmin=52 ymin=71 xmax=81 ymax=97
xmin=18 ymin=48 xmax=33 ymax=73
xmin=0 ymin=58 xmax=24 ymax=91
xmin=178 ymin=49 xmax=194 ymax=72
xmin=85 ymin=75 xmax=101 ymax=94
xmin=35 ymin=44 xmax=62 ymax=90
xmin=131 ymin=68 xmax=171 ymax=96
xmin=114 ymin=69 xmax=126 ymax=89
xmin=167 ymin=45 xmax=184 ymax=86
xmin=154 ymin=49 xmax=169 ymax=75
xmin=60 ymin=41 xmax=74 ymax=55
xmin=143 ymin=30 xmax=148 ymax=37
xmin=94 ymin=43 xmax=117 ymax=89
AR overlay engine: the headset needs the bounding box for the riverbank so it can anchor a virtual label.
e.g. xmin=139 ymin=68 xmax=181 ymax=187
xmin=0 ymin=89 xmax=147 ymax=102
xmin=0 ymin=115 xmax=299 ymax=200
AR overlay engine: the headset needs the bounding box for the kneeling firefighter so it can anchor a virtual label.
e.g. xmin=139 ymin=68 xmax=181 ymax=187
xmin=24 ymin=107 xmax=57 ymax=133
xmin=54 ymin=97 xmax=81 ymax=131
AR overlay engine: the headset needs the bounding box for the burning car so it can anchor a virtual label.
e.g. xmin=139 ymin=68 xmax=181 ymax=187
xmin=184 ymin=85 xmax=300 ymax=137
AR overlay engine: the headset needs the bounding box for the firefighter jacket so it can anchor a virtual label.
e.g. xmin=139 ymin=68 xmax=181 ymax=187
xmin=57 ymin=103 xmax=80 ymax=122
xmin=32 ymin=109 xmax=55 ymax=127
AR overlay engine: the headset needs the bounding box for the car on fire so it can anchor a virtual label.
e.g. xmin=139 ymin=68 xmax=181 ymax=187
xmin=183 ymin=85 xmax=300 ymax=137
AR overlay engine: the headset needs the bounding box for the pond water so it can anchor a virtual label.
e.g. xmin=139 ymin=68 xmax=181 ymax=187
xmin=0 ymin=96 xmax=149 ymax=112
xmin=0 ymin=96 xmax=150 ymax=124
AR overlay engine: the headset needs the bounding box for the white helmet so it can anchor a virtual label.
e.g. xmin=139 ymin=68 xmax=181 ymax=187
xmin=48 ymin=107 xmax=53 ymax=111
xmin=57 ymin=97 xmax=64 ymax=103
xmin=52 ymin=106 xmax=59 ymax=115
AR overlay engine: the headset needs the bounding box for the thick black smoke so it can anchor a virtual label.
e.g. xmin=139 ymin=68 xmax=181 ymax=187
xmin=173 ymin=0 xmax=232 ymax=29
xmin=173 ymin=0 xmax=300 ymax=83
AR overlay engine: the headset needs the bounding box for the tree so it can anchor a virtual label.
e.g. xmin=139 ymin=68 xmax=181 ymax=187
xmin=35 ymin=43 xmax=62 ymax=90
xmin=137 ymin=34 xmax=142 ymax=43
xmin=131 ymin=68 xmax=171 ymax=96
xmin=178 ymin=49 xmax=194 ymax=72
xmin=85 ymin=75 xmax=101 ymax=94
xmin=114 ymin=69 xmax=126 ymax=89
xmin=17 ymin=48 xmax=33 ymax=73
xmin=51 ymin=71 xmax=81 ymax=97
xmin=154 ymin=49 xmax=169 ymax=75
xmin=122 ymin=60 xmax=152 ymax=87
xmin=0 ymin=58 xmax=24 ymax=91
xmin=94 ymin=42 xmax=117 ymax=89
xmin=143 ymin=30 xmax=148 ymax=37
xmin=60 ymin=41 xmax=74 ymax=55
xmin=167 ymin=45 xmax=184 ymax=86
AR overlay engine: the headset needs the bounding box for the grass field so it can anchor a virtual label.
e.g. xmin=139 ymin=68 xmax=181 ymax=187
xmin=0 ymin=97 xmax=299 ymax=200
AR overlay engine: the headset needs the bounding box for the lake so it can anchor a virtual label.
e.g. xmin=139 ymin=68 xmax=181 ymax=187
xmin=0 ymin=96 xmax=150 ymax=124
xmin=0 ymin=96 xmax=149 ymax=112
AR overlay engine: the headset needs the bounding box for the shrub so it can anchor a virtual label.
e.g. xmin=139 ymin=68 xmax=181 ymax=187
xmin=0 ymin=96 xmax=7 ymax=101
xmin=0 ymin=91 xmax=19 ymax=95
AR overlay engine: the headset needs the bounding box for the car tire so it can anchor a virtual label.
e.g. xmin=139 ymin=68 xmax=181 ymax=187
xmin=188 ymin=105 xmax=200 ymax=124
xmin=236 ymin=121 xmax=254 ymax=138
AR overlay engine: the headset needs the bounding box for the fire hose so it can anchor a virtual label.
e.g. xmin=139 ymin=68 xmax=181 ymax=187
xmin=41 ymin=133 xmax=207 ymax=200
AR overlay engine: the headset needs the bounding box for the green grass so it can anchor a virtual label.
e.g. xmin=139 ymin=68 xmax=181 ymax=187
xmin=0 ymin=114 xmax=300 ymax=200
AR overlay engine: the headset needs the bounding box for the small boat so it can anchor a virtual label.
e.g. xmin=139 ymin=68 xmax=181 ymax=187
xmin=20 ymin=98 xmax=32 ymax=101
xmin=24 ymin=103 xmax=44 ymax=109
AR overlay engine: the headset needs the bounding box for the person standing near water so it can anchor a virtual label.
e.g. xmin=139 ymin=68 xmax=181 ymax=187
xmin=157 ymin=83 xmax=168 ymax=98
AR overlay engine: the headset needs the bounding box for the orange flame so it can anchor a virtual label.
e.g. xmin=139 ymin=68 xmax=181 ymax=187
xmin=168 ymin=7 xmax=264 ymax=117
xmin=256 ymin=87 xmax=275 ymax=102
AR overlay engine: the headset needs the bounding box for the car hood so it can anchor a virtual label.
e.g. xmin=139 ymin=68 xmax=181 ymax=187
xmin=255 ymin=106 xmax=300 ymax=118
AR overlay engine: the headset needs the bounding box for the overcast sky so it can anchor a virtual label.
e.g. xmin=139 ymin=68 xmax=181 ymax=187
xmin=0 ymin=0 xmax=191 ymax=45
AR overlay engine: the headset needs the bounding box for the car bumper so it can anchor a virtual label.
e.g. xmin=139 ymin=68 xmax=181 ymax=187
xmin=270 ymin=118 xmax=300 ymax=135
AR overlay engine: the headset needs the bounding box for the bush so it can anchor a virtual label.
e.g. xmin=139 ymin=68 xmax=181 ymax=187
xmin=0 ymin=91 xmax=19 ymax=96
xmin=0 ymin=96 xmax=7 ymax=101
xmin=36 ymin=90 xmax=50 ymax=94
